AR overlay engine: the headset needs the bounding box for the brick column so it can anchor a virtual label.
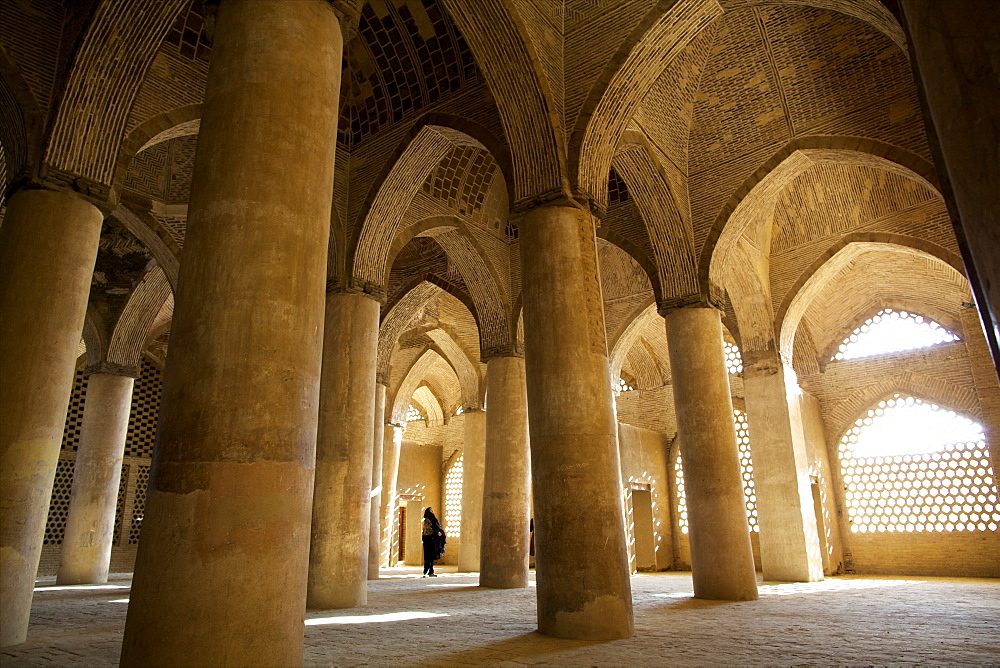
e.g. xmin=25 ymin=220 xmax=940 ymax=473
xmin=457 ymin=407 xmax=486 ymax=572
xmin=119 ymin=1 xmax=341 ymax=664
xmin=663 ymin=305 xmax=758 ymax=601
xmin=520 ymin=200 xmax=633 ymax=640
xmin=368 ymin=381 xmax=388 ymax=579
xmin=58 ymin=369 xmax=136 ymax=585
xmin=0 ymin=187 xmax=103 ymax=647
xmin=308 ymin=291 xmax=379 ymax=608
xmin=480 ymin=355 xmax=531 ymax=588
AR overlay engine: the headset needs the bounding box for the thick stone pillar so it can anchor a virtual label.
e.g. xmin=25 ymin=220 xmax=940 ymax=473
xmin=119 ymin=1 xmax=341 ymax=665
xmin=900 ymin=1 xmax=1000 ymax=375
xmin=663 ymin=305 xmax=758 ymax=601
xmin=0 ymin=187 xmax=103 ymax=647
xmin=480 ymin=356 xmax=531 ymax=588
xmin=379 ymin=423 xmax=402 ymax=566
xmin=308 ymin=291 xmax=379 ymax=608
xmin=368 ymin=381 xmax=387 ymax=579
xmin=57 ymin=371 xmax=135 ymax=585
xmin=520 ymin=202 xmax=633 ymax=640
xmin=457 ymin=407 xmax=486 ymax=572
xmin=742 ymin=354 xmax=823 ymax=582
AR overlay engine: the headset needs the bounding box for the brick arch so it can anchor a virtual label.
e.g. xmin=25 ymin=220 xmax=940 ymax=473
xmin=609 ymin=300 xmax=660 ymax=384
xmin=777 ymin=235 xmax=967 ymax=361
xmin=440 ymin=0 xmax=562 ymax=202
xmin=107 ymin=265 xmax=173 ymax=369
xmin=43 ymin=0 xmax=188 ymax=187
xmin=0 ymin=47 xmax=44 ymax=191
xmin=377 ymin=281 xmax=440 ymax=384
xmin=572 ymin=0 xmax=722 ymax=206
xmin=82 ymin=306 xmax=107 ymax=369
xmin=425 ymin=327 xmax=485 ymax=410
xmin=350 ymin=120 xmax=506 ymax=293
xmin=724 ymin=240 xmax=775 ymax=357
xmin=388 ymin=218 xmax=510 ymax=355
xmin=612 ymin=142 xmax=697 ymax=302
xmin=700 ymin=136 xmax=938 ymax=296
xmin=111 ymin=104 xmax=202 ymax=193
xmin=110 ymin=204 xmax=181 ymax=292
xmin=596 ymin=228 xmax=662 ymax=306
xmin=828 ymin=377 xmax=983 ymax=447
xmin=390 ymin=348 xmax=460 ymax=425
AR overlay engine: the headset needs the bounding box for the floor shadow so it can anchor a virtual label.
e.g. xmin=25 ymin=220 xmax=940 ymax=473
xmin=416 ymin=631 xmax=604 ymax=666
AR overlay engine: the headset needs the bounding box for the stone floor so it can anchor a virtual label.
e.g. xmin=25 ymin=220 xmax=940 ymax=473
xmin=4 ymin=568 xmax=999 ymax=666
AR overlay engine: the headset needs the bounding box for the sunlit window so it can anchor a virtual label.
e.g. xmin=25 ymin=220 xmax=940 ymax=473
xmin=444 ymin=456 xmax=463 ymax=537
xmin=833 ymin=309 xmax=959 ymax=361
xmin=406 ymin=404 xmax=422 ymax=422
xmin=675 ymin=409 xmax=757 ymax=533
xmin=724 ymin=341 xmax=743 ymax=374
xmin=840 ymin=394 xmax=998 ymax=533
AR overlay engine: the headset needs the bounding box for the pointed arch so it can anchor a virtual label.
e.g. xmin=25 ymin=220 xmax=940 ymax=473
xmin=110 ymin=203 xmax=181 ymax=291
xmin=107 ymin=265 xmax=173 ymax=368
xmin=440 ymin=0 xmax=562 ymax=201
xmin=778 ymin=238 xmax=969 ymax=363
xmin=391 ymin=348 xmax=454 ymax=424
xmin=701 ymin=136 xmax=938 ymax=295
xmin=426 ymin=328 xmax=484 ymax=410
xmin=112 ymin=104 xmax=202 ymax=191
xmin=609 ymin=300 xmax=660 ymax=383
xmin=0 ymin=48 xmax=44 ymax=193
xmin=612 ymin=142 xmax=698 ymax=300
xmin=572 ymin=0 xmax=722 ymax=205
xmin=43 ymin=0 xmax=188 ymax=185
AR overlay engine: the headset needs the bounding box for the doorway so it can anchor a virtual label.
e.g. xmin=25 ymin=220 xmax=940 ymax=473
xmin=632 ymin=487 xmax=656 ymax=571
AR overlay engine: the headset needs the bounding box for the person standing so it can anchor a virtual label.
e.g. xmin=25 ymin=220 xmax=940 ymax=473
xmin=421 ymin=507 xmax=446 ymax=577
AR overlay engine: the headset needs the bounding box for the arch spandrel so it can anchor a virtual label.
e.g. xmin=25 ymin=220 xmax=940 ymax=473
xmin=112 ymin=105 xmax=202 ymax=193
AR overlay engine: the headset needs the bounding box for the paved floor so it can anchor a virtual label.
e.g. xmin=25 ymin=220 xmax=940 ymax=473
xmin=3 ymin=568 xmax=999 ymax=666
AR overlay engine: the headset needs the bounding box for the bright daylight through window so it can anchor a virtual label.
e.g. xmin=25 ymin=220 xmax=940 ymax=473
xmin=675 ymin=409 xmax=757 ymax=533
xmin=833 ymin=309 xmax=959 ymax=361
xmin=840 ymin=394 xmax=999 ymax=533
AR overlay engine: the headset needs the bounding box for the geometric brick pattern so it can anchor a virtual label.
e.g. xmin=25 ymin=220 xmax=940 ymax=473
xmin=339 ymin=0 xmax=479 ymax=148
xmin=125 ymin=359 xmax=163 ymax=458
xmin=113 ymin=464 xmax=130 ymax=546
xmin=163 ymin=0 xmax=212 ymax=63
xmin=61 ymin=371 xmax=89 ymax=452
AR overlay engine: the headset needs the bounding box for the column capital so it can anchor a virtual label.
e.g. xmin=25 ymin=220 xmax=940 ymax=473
xmin=375 ymin=372 xmax=390 ymax=387
xmin=481 ymin=344 xmax=524 ymax=362
xmin=327 ymin=277 xmax=386 ymax=303
xmin=84 ymin=362 xmax=140 ymax=379
xmin=657 ymin=287 xmax=726 ymax=317
xmin=7 ymin=168 xmax=115 ymax=215
xmin=511 ymin=187 xmax=605 ymax=221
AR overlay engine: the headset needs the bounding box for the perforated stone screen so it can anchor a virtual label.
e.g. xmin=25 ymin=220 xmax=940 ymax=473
xmin=444 ymin=455 xmax=463 ymax=537
xmin=724 ymin=341 xmax=744 ymax=374
xmin=833 ymin=309 xmax=959 ymax=361
xmin=125 ymin=359 xmax=162 ymax=457
xmin=840 ymin=396 xmax=999 ymax=533
xmin=675 ymin=409 xmax=757 ymax=533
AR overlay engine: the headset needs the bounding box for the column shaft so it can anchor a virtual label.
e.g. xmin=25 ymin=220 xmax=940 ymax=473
xmin=379 ymin=424 xmax=402 ymax=566
xmin=457 ymin=408 xmax=486 ymax=571
xmin=0 ymin=188 xmax=103 ymax=647
xmin=57 ymin=373 xmax=135 ymax=585
xmin=520 ymin=203 xmax=633 ymax=640
xmin=368 ymin=383 xmax=387 ymax=579
xmin=308 ymin=292 xmax=378 ymax=608
xmin=120 ymin=1 xmax=341 ymax=665
xmin=664 ymin=306 xmax=758 ymax=600
xmin=480 ymin=356 xmax=530 ymax=588
xmin=743 ymin=355 xmax=823 ymax=582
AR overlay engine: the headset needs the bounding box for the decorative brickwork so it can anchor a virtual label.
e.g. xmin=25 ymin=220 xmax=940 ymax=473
xmin=43 ymin=458 xmax=75 ymax=545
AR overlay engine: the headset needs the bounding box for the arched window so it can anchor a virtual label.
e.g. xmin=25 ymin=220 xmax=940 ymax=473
xmin=839 ymin=394 xmax=998 ymax=533
xmin=444 ymin=455 xmax=464 ymax=537
xmin=833 ymin=309 xmax=959 ymax=361
xmin=723 ymin=341 xmax=744 ymax=374
xmin=674 ymin=409 xmax=757 ymax=533
xmin=405 ymin=404 xmax=422 ymax=422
